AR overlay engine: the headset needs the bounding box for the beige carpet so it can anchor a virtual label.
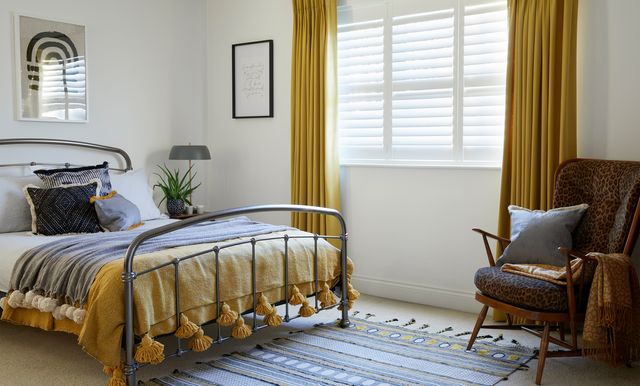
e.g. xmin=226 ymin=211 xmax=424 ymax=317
xmin=0 ymin=294 xmax=638 ymax=385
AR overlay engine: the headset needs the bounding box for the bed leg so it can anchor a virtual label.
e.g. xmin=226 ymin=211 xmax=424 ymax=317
xmin=339 ymin=234 xmax=350 ymax=328
xmin=123 ymin=272 xmax=137 ymax=385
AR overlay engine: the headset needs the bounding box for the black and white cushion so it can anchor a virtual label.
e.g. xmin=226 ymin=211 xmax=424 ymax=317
xmin=23 ymin=180 xmax=102 ymax=235
xmin=34 ymin=162 xmax=112 ymax=196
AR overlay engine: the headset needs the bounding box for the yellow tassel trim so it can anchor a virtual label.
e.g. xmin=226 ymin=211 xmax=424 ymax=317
xmin=348 ymin=283 xmax=360 ymax=301
xmin=318 ymin=283 xmax=337 ymax=306
xmin=231 ymin=315 xmax=252 ymax=339
xmin=216 ymin=302 xmax=238 ymax=326
xmin=90 ymin=190 xmax=118 ymax=204
xmin=288 ymin=285 xmax=306 ymax=305
xmin=134 ymin=333 xmax=165 ymax=365
xmin=175 ymin=313 xmax=199 ymax=339
xmin=299 ymin=300 xmax=316 ymax=317
xmin=264 ymin=309 xmax=283 ymax=327
xmin=255 ymin=293 xmax=274 ymax=316
xmin=338 ymin=300 xmax=355 ymax=311
xmin=127 ymin=222 xmax=145 ymax=230
xmin=188 ymin=327 xmax=213 ymax=352
xmin=107 ymin=367 xmax=126 ymax=386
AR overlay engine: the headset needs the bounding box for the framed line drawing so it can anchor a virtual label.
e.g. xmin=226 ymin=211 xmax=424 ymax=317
xmin=232 ymin=39 xmax=273 ymax=118
xmin=14 ymin=14 xmax=88 ymax=122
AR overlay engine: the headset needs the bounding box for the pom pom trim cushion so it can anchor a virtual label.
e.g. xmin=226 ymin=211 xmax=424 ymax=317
xmin=23 ymin=179 xmax=102 ymax=235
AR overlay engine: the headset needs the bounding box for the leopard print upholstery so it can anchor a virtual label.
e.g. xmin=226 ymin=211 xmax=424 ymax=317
xmin=475 ymin=159 xmax=640 ymax=311
xmin=554 ymin=159 xmax=640 ymax=254
xmin=475 ymin=266 xmax=569 ymax=311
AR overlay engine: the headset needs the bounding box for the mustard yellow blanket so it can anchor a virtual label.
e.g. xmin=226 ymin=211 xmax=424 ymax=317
xmin=500 ymin=259 xmax=583 ymax=285
xmin=1 ymin=230 xmax=352 ymax=368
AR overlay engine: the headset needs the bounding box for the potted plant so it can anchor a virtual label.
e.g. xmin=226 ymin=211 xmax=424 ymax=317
xmin=154 ymin=164 xmax=200 ymax=216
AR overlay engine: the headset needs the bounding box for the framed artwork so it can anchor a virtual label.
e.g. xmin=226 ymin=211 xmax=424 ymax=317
xmin=14 ymin=14 xmax=88 ymax=122
xmin=232 ymin=39 xmax=273 ymax=118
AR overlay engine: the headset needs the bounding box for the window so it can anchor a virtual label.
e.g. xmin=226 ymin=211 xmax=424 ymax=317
xmin=337 ymin=0 xmax=508 ymax=166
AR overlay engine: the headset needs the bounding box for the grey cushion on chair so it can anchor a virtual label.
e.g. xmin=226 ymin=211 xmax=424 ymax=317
xmin=498 ymin=204 xmax=588 ymax=267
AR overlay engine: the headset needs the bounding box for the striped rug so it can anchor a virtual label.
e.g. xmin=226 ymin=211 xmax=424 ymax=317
xmin=147 ymin=318 xmax=533 ymax=386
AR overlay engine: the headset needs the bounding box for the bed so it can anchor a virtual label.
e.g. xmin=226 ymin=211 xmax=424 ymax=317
xmin=0 ymin=138 xmax=354 ymax=386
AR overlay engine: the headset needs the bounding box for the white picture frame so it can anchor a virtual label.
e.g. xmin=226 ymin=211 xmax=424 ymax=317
xmin=232 ymin=39 xmax=274 ymax=119
xmin=14 ymin=14 xmax=88 ymax=122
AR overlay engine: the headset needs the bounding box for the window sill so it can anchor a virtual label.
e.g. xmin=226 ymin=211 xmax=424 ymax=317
xmin=339 ymin=161 xmax=502 ymax=171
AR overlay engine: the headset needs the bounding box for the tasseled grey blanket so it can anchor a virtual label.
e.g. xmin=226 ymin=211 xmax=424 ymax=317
xmin=9 ymin=216 xmax=288 ymax=306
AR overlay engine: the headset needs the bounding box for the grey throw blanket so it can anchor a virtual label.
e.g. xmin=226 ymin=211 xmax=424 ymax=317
xmin=11 ymin=216 xmax=288 ymax=305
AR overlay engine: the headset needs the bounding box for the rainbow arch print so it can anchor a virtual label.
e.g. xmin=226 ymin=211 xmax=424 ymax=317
xmin=16 ymin=15 xmax=87 ymax=122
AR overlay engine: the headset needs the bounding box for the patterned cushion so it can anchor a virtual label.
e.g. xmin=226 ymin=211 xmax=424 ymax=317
xmin=553 ymin=159 xmax=640 ymax=254
xmin=23 ymin=180 xmax=102 ymax=235
xmin=34 ymin=162 xmax=112 ymax=196
xmin=474 ymin=266 xmax=568 ymax=312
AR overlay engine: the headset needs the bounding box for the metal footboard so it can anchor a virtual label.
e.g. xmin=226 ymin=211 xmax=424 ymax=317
xmin=121 ymin=204 xmax=350 ymax=385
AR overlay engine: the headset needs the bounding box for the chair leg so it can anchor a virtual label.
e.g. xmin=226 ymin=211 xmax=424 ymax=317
xmin=535 ymin=322 xmax=551 ymax=385
xmin=506 ymin=313 xmax=513 ymax=326
xmin=569 ymin=318 xmax=578 ymax=349
xmin=558 ymin=322 xmax=565 ymax=342
xmin=467 ymin=305 xmax=489 ymax=350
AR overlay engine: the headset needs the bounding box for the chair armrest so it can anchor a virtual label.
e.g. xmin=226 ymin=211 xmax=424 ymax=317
xmin=559 ymin=246 xmax=592 ymax=344
xmin=472 ymin=228 xmax=511 ymax=267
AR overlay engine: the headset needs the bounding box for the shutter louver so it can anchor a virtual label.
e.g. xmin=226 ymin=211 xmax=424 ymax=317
xmin=391 ymin=10 xmax=455 ymax=161
xmin=462 ymin=2 xmax=508 ymax=162
xmin=338 ymin=19 xmax=385 ymax=161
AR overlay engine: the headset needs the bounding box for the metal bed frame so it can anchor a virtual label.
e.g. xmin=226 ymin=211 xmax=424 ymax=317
xmin=0 ymin=138 xmax=351 ymax=386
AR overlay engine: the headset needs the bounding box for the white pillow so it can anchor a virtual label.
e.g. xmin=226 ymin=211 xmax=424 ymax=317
xmin=110 ymin=169 xmax=164 ymax=221
xmin=0 ymin=175 xmax=41 ymax=233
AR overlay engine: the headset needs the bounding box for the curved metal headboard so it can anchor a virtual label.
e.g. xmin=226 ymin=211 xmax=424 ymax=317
xmin=0 ymin=138 xmax=132 ymax=172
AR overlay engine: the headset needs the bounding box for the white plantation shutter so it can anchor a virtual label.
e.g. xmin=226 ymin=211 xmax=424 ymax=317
xmin=462 ymin=2 xmax=508 ymax=162
xmin=392 ymin=9 xmax=455 ymax=161
xmin=338 ymin=0 xmax=507 ymax=165
xmin=40 ymin=57 xmax=87 ymax=120
xmin=338 ymin=18 xmax=385 ymax=160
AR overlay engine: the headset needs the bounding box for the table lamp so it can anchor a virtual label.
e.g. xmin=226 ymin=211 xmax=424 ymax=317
xmin=169 ymin=144 xmax=211 ymax=204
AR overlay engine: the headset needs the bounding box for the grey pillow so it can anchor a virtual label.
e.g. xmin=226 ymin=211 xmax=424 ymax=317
xmin=0 ymin=175 xmax=41 ymax=233
xmin=91 ymin=191 xmax=143 ymax=232
xmin=498 ymin=204 xmax=589 ymax=267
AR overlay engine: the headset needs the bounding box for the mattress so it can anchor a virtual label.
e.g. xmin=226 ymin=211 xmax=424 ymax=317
xmin=0 ymin=218 xmax=177 ymax=293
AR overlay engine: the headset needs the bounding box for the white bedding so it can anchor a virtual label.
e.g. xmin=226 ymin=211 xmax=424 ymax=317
xmin=0 ymin=218 xmax=177 ymax=293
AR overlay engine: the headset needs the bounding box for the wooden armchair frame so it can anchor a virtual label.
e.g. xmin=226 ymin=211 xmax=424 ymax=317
xmin=467 ymin=159 xmax=640 ymax=385
xmin=467 ymin=228 xmax=594 ymax=384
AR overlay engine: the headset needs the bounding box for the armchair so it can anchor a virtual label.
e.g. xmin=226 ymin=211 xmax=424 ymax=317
xmin=467 ymin=159 xmax=640 ymax=384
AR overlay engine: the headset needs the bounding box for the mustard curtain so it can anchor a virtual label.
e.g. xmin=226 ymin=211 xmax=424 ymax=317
xmin=494 ymin=0 xmax=578 ymax=321
xmin=498 ymin=0 xmax=578 ymax=240
xmin=290 ymin=0 xmax=341 ymax=237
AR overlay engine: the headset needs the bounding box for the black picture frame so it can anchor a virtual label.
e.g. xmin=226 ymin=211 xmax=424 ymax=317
xmin=232 ymin=39 xmax=274 ymax=119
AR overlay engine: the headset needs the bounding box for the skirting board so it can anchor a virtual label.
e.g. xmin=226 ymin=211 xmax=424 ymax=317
xmin=351 ymin=274 xmax=481 ymax=314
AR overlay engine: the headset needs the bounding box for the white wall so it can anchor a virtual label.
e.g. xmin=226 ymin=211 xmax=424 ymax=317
xmin=0 ymin=0 xmax=208 ymax=202
xmin=206 ymin=0 xmax=292 ymax=224
xmin=204 ymin=0 xmax=500 ymax=312
xmin=578 ymin=0 xmax=640 ymax=161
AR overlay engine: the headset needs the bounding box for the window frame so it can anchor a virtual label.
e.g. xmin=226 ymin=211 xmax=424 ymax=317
xmin=337 ymin=0 xmax=507 ymax=168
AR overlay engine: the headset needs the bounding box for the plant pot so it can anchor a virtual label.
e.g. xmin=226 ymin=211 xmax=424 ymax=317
xmin=167 ymin=198 xmax=185 ymax=216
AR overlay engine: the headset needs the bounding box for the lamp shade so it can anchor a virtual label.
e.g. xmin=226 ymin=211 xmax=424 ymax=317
xmin=169 ymin=145 xmax=211 ymax=160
